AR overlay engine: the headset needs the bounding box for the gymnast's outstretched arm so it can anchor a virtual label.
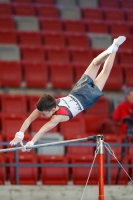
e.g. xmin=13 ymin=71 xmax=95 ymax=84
xmin=22 ymin=115 xmax=64 ymax=151
xmin=10 ymin=109 xmax=40 ymax=146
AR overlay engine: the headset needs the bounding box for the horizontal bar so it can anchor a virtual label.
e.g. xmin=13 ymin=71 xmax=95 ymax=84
xmin=0 ymin=142 xmax=132 ymax=147
xmin=0 ymin=163 xmax=133 ymax=168
xmin=0 ymin=135 xmax=97 ymax=153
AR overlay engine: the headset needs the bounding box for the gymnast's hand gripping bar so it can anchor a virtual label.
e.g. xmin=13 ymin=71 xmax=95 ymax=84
xmin=0 ymin=135 xmax=100 ymax=153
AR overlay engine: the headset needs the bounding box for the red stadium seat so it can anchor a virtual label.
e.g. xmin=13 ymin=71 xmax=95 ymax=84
xmin=0 ymin=17 xmax=15 ymax=30
xmin=40 ymin=18 xmax=63 ymax=31
xmin=0 ymin=156 xmax=6 ymax=184
xmin=84 ymin=115 xmax=107 ymax=134
xmin=37 ymin=5 xmax=59 ymax=18
xmin=18 ymin=31 xmax=42 ymax=45
xmin=109 ymin=22 xmax=131 ymax=35
xmin=13 ymin=4 xmax=36 ymax=16
xmin=63 ymin=20 xmax=86 ymax=33
xmin=119 ymin=50 xmax=133 ymax=65
xmin=42 ymin=31 xmax=66 ymax=47
xmin=104 ymin=134 xmax=123 ymax=143
xmin=1 ymin=94 xmax=27 ymax=114
xmin=23 ymin=61 xmax=48 ymax=88
xmin=39 ymin=155 xmax=69 ymax=185
xmin=99 ymin=0 xmax=119 ymax=8
xmin=126 ymin=10 xmax=133 ymax=22
xmin=70 ymin=48 xmax=94 ymax=65
xmin=104 ymin=9 xmax=125 ymax=21
xmin=0 ymin=30 xmax=17 ymax=44
xmin=20 ymin=45 xmax=45 ymax=61
xmin=99 ymin=117 xmax=122 ymax=136
xmin=9 ymin=155 xmax=38 ymax=185
xmin=103 ymin=66 xmax=123 ymax=91
xmin=1 ymin=113 xmax=28 ymax=133
xmin=85 ymin=97 xmax=110 ymax=116
xmin=0 ymin=134 xmax=4 ymax=149
xmin=34 ymin=0 xmax=54 ymax=4
xmin=49 ymin=62 xmax=73 ymax=89
xmin=4 ymin=132 xmax=32 ymax=142
xmin=0 ymin=61 xmax=22 ymax=87
xmin=123 ymin=66 xmax=133 ymax=88
xmin=27 ymin=95 xmax=41 ymax=112
xmin=104 ymin=134 xmax=122 ymax=156
xmin=60 ymin=115 xmax=85 ymax=139
xmin=66 ymin=135 xmax=94 ymax=160
xmin=0 ymin=3 xmax=12 ymax=16
xmin=72 ymin=156 xmax=107 ymax=185
xmin=46 ymin=47 xmax=70 ymax=62
xmin=81 ymin=8 xmax=103 ymax=20
xmin=129 ymin=146 xmax=133 ymax=155
xmin=73 ymin=63 xmax=87 ymax=82
xmin=121 ymin=0 xmax=133 ymax=9
xmin=86 ymin=20 xmax=109 ymax=33
xmin=130 ymin=23 xmax=133 ymax=35
xmin=31 ymin=117 xmax=59 ymax=133
xmin=66 ymin=33 xmax=89 ymax=48
xmin=110 ymin=157 xmax=129 ymax=185
xmin=130 ymin=158 xmax=133 ymax=179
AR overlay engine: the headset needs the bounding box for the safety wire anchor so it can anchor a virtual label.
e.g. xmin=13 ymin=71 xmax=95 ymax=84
xmin=80 ymin=142 xmax=101 ymax=200
xmin=104 ymin=142 xmax=133 ymax=184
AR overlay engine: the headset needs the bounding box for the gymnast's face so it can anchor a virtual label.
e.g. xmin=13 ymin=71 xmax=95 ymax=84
xmin=40 ymin=108 xmax=56 ymax=118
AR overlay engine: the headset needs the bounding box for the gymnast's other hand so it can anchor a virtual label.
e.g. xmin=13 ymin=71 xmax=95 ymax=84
xmin=10 ymin=132 xmax=24 ymax=146
xmin=22 ymin=141 xmax=34 ymax=152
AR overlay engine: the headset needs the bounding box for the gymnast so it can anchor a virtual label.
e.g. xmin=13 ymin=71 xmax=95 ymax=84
xmin=10 ymin=36 xmax=126 ymax=151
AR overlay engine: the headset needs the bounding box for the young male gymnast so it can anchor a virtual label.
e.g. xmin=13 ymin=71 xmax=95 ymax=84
xmin=10 ymin=36 xmax=126 ymax=151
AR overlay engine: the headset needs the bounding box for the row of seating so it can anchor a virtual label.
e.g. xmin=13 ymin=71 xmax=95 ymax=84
xmin=1 ymin=0 xmax=133 ymax=9
xmin=0 ymin=31 xmax=133 ymax=50
xmin=0 ymin=154 xmax=132 ymax=185
xmin=1 ymin=16 xmax=133 ymax=34
xmin=0 ymin=61 xmax=132 ymax=89
xmin=0 ymin=113 xmax=110 ymax=136
xmin=0 ymin=3 xmax=133 ymax=20
xmin=0 ymin=94 xmax=109 ymax=114
xmin=0 ymin=115 xmax=125 ymax=144
xmin=0 ymin=45 xmax=133 ymax=62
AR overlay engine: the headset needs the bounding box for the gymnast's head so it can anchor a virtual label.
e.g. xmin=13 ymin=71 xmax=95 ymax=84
xmin=36 ymin=94 xmax=56 ymax=118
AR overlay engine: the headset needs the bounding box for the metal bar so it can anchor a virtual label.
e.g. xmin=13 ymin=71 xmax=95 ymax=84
xmin=0 ymin=135 xmax=97 ymax=153
xmin=0 ymin=142 xmax=132 ymax=147
xmin=0 ymin=163 xmax=132 ymax=167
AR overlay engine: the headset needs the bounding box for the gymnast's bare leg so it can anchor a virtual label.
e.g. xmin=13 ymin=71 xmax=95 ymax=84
xmin=94 ymin=52 xmax=116 ymax=91
xmin=84 ymin=36 xmax=126 ymax=82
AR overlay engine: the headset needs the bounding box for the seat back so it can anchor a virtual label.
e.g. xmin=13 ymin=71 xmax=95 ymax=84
xmin=89 ymin=33 xmax=112 ymax=49
xmin=16 ymin=17 xmax=39 ymax=31
xmin=37 ymin=133 xmax=64 ymax=155
xmin=60 ymin=7 xmax=81 ymax=20
xmin=0 ymin=45 xmax=20 ymax=61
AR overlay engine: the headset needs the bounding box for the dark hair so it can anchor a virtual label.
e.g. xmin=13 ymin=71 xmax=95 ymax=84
xmin=36 ymin=94 xmax=56 ymax=111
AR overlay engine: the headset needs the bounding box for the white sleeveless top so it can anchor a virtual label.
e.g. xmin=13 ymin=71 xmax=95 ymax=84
xmin=57 ymin=94 xmax=84 ymax=118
